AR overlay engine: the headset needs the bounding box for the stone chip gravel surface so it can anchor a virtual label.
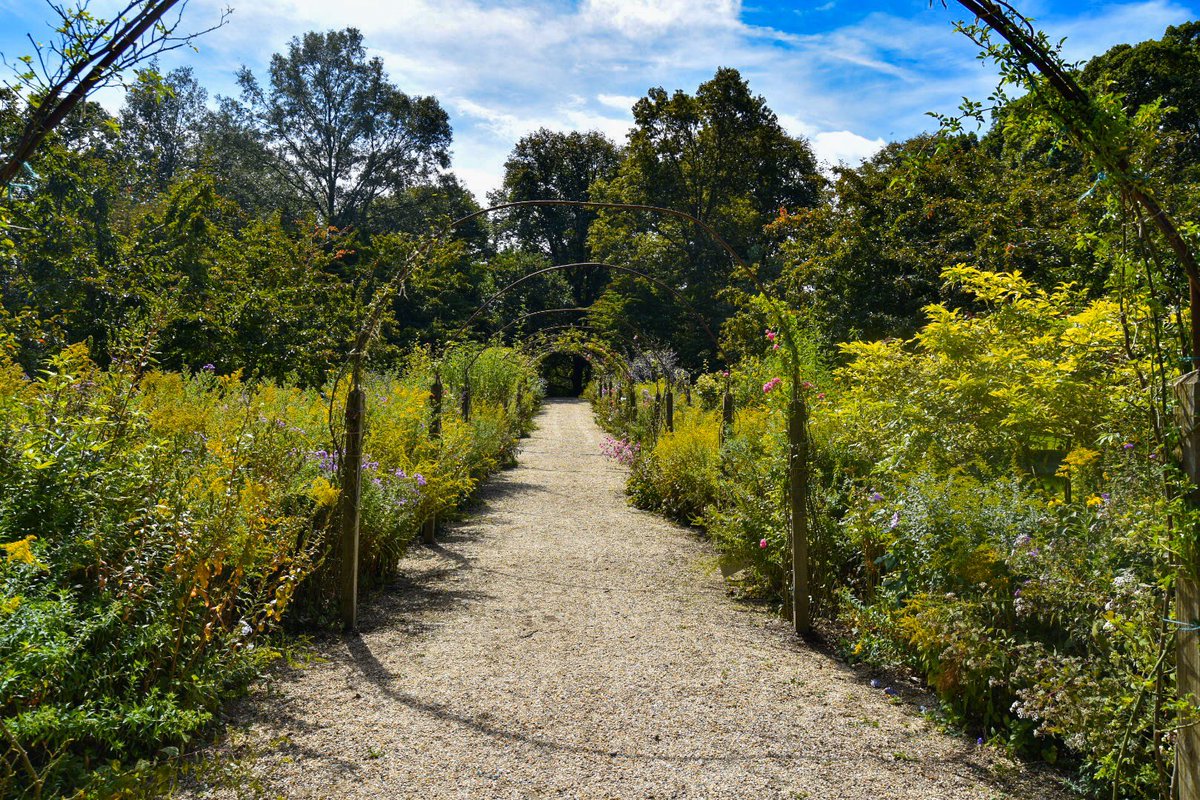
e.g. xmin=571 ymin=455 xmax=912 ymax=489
xmin=186 ymin=398 xmax=1070 ymax=799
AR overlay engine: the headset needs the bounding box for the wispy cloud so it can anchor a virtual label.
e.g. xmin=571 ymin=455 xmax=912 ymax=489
xmin=50 ymin=0 xmax=1196 ymax=200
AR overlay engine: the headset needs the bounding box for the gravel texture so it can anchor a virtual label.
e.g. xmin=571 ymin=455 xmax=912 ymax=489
xmin=187 ymin=398 xmax=1070 ymax=799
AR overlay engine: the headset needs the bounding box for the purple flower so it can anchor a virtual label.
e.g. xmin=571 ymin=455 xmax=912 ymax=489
xmin=1014 ymin=534 xmax=1032 ymax=547
xmin=371 ymin=477 xmax=383 ymax=487
xmin=312 ymin=449 xmax=338 ymax=474
xmin=1100 ymin=492 xmax=1110 ymax=501
xmin=887 ymin=511 xmax=900 ymax=530
xmin=883 ymin=687 xmax=897 ymax=697
xmin=869 ymin=491 xmax=884 ymax=503
xmin=976 ymin=737 xmax=984 ymax=746
xmin=415 ymin=473 xmax=427 ymax=487
xmin=1122 ymin=442 xmax=1134 ymax=450
xmin=870 ymin=679 xmax=881 ymax=689
xmin=201 ymin=363 xmax=215 ymax=372
xmin=394 ymin=468 xmax=407 ymax=479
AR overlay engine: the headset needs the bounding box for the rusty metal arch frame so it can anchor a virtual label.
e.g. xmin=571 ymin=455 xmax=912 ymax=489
xmin=450 ymin=261 xmax=723 ymax=361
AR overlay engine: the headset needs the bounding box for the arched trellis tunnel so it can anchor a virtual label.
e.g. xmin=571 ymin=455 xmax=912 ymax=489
xmin=339 ymin=198 xmax=816 ymax=645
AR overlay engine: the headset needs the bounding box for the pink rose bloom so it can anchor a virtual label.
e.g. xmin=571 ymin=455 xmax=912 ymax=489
xmin=759 ymin=538 xmax=768 ymax=549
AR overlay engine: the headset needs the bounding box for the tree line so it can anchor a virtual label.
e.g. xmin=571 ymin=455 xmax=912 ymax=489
xmin=3 ymin=21 xmax=1199 ymax=381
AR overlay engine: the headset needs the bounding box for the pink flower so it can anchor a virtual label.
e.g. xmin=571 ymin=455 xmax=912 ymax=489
xmin=759 ymin=538 xmax=768 ymax=549
xmin=765 ymin=330 xmax=776 ymax=342
xmin=763 ymin=377 xmax=782 ymax=394
xmin=772 ymin=342 xmax=780 ymax=351
xmin=801 ymin=381 xmax=815 ymax=390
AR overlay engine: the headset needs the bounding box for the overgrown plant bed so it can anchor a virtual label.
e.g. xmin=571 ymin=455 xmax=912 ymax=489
xmin=0 ymin=342 xmax=540 ymax=799
xmin=589 ymin=268 xmax=1193 ymax=799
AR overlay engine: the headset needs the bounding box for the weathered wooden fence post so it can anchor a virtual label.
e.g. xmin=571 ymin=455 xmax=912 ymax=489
xmin=665 ymin=384 xmax=674 ymax=433
xmin=653 ymin=387 xmax=662 ymax=436
xmin=461 ymin=380 xmax=472 ymax=423
xmin=1172 ymin=371 xmax=1200 ymax=800
xmin=338 ymin=383 xmax=366 ymax=631
xmin=788 ymin=385 xmax=811 ymax=635
xmin=626 ymin=380 xmax=636 ymax=419
xmin=423 ymin=370 xmax=443 ymax=546
xmin=720 ymin=386 xmax=734 ymax=448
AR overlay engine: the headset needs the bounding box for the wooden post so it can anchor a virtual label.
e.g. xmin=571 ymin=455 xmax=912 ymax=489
xmin=338 ymin=384 xmax=366 ymax=632
xmin=720 ymin=387 xmax=734 ymax=448
xmin=423 ymin=371 xmax=443 ymax=546
xmin=461 ymin=381 xmax=471 ymax=423
xmin=1172 ymin=371 xmax=1200 ymax=800
xmin=653 ymin=388 xmax=662 ymax=437
xmin=665 ymin=385 xmax=674 ymax=433
xmin=788 ymin=385 xmax=811 ymax=635
xmin=429 ymin=370 xmax=443 ymax=439
xmin=626 ymin=380 xmax=636 ymax=419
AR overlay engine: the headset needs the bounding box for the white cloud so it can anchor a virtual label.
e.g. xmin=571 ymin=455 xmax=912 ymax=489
xmin=812 ymin=130 xmax=887 ymax=167
xmin=597 ymin=94 xmax=640 ymax=112
xmin=154 ymin=0 xmax=1196 ymax=202
xmin=580 ymin=0 xmax=741 ymax=37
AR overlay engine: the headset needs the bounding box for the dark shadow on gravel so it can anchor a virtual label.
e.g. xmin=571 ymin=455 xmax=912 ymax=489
xmin=343 ymin=633 xmax=824 ymax=766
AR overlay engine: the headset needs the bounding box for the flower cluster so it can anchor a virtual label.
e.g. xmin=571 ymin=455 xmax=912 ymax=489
xmin=600 ymin=435 xmax=640 ymax=466
xmin=762 ymin=377 xmax=783 ymax=394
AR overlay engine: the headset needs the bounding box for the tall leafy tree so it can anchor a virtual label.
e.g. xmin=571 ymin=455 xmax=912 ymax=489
xmin=1080 ymin=21 xmax=1200 ymax=183
xmin=492 ymin=128 xmax=620 ymax=307
xmin=118 ymin=64 xmax=207 ymax=192
xmin=235 ymin=28 xmax=452 ymax=228
xmin=590 ymin=68 xmax=822 ymax=365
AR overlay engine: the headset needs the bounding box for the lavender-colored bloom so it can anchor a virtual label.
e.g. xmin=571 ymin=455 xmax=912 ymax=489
xmin=976 ymin=737 xmax=984 ymax=746
xmin=1123 ymin=442 xmax=1134 ymax=450
xmin=887 ymin=511 xmax=900 ymax=530
xmin=1014 ymin=534 xmax=1032 ymax=547
xmin=312 ymin=449 xmax=338 ymax=474
xmin=394 ymin=468 xmax=407 ymax=479
xmin=883 ymin=687 xmax=897 ymax=697
xmin=869 ymin=491 xmax=884 ymax=503
xmin=870 ymin=679 xmax=881 ymax=689
xmin=415 ymin=473 xmax=427 ymax=487
xmin=201 ymin=363 xmax=215 ymax=372
xmin=1100 ymin=492 xmax=1110 ymax=501
xmin=371 ymin=477 xmax=383 ymax=487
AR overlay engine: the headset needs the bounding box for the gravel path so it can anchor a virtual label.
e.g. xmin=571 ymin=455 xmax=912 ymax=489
xmin=189 ymin=398 xmax=1068 ymax=799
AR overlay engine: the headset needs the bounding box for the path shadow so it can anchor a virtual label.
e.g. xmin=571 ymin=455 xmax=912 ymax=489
xmin=344 ymin=633 xmax=820 ymax=766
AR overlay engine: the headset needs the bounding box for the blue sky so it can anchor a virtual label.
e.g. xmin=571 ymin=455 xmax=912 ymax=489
xmin=1 ymin=0 xmax=1195 ymax=200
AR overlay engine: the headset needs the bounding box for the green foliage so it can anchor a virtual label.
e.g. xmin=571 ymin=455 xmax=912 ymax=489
xmin=588 ymin=67 xmax=823 ymax=367
xmin=492 ymin=128 xmax=620 ymax=308
xmin=0 ymin=342 xmax=536 ymax=797
xmin=610 ymin=267 xmax=1183 ymax=797
xmin=234 ymin=28 xmax=452 ymax=228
